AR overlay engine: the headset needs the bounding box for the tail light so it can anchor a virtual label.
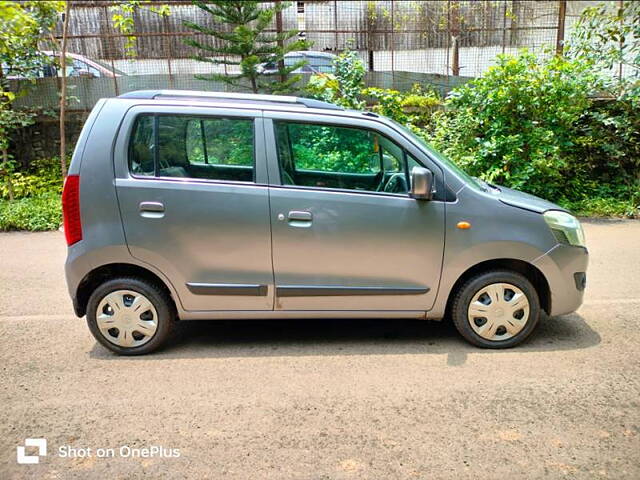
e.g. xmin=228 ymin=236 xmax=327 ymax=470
xmin=62 ymin=175 xmax=82 ymax=246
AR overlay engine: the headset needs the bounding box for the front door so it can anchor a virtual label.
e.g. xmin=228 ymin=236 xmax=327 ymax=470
xmin=114 ymin=107 xmax=274 ymax=311
xmin=265 ymin=114 xmax=445 ymax=312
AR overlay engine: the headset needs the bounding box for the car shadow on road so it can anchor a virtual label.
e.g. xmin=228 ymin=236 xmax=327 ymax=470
xmin=89 ymin=312 xmax=601 ymax=364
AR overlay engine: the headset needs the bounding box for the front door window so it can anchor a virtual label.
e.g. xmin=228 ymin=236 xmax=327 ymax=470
xmin=274 ymin=121 xmax=417 ymax=195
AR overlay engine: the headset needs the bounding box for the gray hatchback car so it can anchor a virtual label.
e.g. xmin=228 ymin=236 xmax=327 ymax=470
xmin=63 ymin=90 xmax=588 ymax=355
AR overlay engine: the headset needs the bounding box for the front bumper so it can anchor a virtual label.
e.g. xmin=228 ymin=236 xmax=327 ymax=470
xmin=533 ymin=244 xmax=589 ymax=316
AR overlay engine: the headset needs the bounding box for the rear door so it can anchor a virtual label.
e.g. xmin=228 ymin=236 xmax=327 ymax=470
xmin=114 ymin=105 xmax=274 ymax=312
xmin=264 ymin=112 xmax=446 ymax=312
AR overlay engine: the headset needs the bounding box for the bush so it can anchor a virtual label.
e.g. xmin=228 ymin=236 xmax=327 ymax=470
xmin=431 ymin=51 xmax=597 ymax=200
xmin=363 ymin=84 xmax=443 ymax=132
xmin=429 ymin=51 xmax=639 ymax=217
xmin=561 ymin=197 xmax=638 ymax=218
xmin=1 ymin=156 xmax=64 ymax=200
xmin=0 ymin=191 xmax=62 ymax=231
xmin=305 ymin=49 xmax=366 ymax=109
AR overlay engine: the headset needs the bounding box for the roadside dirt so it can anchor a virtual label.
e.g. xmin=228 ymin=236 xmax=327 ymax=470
xmin=1 ymin=220 xmax=639 ymax=479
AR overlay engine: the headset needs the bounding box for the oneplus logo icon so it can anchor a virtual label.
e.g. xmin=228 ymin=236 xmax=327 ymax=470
xmin=17 ymin=438 xmax=47 ymax=464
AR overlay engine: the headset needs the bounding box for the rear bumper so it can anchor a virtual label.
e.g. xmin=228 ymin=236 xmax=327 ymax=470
xmin=533 ymin=244 xmax=589 ymax=316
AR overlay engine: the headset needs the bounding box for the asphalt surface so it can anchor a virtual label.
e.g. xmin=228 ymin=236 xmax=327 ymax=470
xmin=1 ymin=219 xmax=639 ymax=479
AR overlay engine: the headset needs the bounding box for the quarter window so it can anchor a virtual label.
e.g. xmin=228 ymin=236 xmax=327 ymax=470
xmin=129 ymin=116 xmax=154 ymax=176
xmin=274 ymin=121 xmax=416 ymax=195
xmin=128 ymin=114 xmax=255 ymax=182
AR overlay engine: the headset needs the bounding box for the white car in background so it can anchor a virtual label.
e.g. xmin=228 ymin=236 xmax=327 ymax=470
xmin=258 ymin=51 xmax=337 ymax=75
xmin=5 ymin=52 xmax=124 ymax=79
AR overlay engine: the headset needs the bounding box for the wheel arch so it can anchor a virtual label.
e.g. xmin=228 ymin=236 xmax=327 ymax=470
xmin=74 ymin=263 xmax=177 ymax=317
xmin=444 ymin=258 xmax=551 ymax=318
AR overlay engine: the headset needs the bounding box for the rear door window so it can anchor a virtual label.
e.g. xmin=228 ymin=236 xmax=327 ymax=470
xmin=128 ymin=114 xmax=255 ymax=183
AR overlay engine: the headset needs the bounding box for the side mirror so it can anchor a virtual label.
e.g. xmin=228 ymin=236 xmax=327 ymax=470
xmin=410 ymin=166 xmax=434 ymax=200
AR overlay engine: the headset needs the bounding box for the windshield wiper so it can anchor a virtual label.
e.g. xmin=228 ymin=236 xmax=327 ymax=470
xmin=473 ymin=177 xmax=501 ymax=193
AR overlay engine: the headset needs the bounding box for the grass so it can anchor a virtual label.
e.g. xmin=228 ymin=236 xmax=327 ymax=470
xmin=0 ymin=192 xmax=62 ymax=231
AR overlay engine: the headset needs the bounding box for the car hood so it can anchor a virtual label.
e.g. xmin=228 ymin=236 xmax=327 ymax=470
xmin=495 ymin=185 xmax=567 ymax=214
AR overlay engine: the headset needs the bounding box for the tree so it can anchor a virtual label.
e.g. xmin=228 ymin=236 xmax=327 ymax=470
xmin=0 ymin=1 xmax=63 ymax=198
xmin=567 ymin=0 xmax=640 ymax=105
xmin=306 ymin=49 xmax=366 ymax=109
xmin=58 ymin=0 xmax=70 ymax=177
xmin=184 ymin=1 xmax=308 ymax=93
xmin=567 ymin=1 xmax=640 ymax=200
xmin=110 ymin=0 xmax=171 ymax=57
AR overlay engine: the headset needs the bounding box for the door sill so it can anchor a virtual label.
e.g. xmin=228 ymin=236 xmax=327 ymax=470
xmin=179 ymin=310 xmax=427 ymax=320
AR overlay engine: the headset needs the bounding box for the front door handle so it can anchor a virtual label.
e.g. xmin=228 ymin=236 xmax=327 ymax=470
xmin=140 ymin=201 xmax=164 ymax=212
xmin=139 ymin=201 xmax=165 ymax=218
xmin=288 ymin=211 xmax=312 ymax=221
xmin=286 ymin=210 xmax=312 ymax=228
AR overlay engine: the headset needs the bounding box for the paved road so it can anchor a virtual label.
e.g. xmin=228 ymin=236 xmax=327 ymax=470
xmin=1 ymin=220 xmax=639 ymax=479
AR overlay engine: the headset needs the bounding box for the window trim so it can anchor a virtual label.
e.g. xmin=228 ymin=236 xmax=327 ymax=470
xmin=127 ymin=112 xmax=258 ymax=184
xmin=273 ymin=119 xmax=414 ymax=197
xmin=269 ymin=182 xmax=415 ymax=199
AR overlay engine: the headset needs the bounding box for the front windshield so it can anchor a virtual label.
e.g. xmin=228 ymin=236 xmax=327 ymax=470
xmin=390 ymin=119 xmax=483 ymax=191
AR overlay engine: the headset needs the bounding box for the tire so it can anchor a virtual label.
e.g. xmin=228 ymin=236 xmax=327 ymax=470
xmin=86 ymin=277 xmax=175 ymax=355
xmin=451 ymin=270 xmax=540 ymax=349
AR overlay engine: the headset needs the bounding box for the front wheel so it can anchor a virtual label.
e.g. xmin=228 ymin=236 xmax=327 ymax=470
xmin=451 ymin=270 xmax=540 ymax=349
xmin=86 ymin=277 xmax=175 ymax=355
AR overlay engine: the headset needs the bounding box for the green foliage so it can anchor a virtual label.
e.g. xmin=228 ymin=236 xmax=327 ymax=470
xmin=306 ymin=50 xmax=443 ymax=129
xmin=560 ymin=197 xmax=638 ymax=218
xmin=0 ymin=1 xmax=63 ymax=79
xmin=1 ymin=157 xmax=63 ymax=200
xmin=0 ymin=1 xmax=62 ymax=200
xmin=567 ymin=0 xmax=640 ymax=105
xmin=184 ymin=0 xmax=308 ymax=94
xmin=0 ymin=191 xmax=61 ymax=231
xmin=0 ymin=105 xmax=34 ymax=152
xmin=574 ymin=100 xmax=640 ymax=193
xmin=431 ymin=51 xmax=596 ymax=200
xmin=306 ymin=49 xmax=365 ymax=108
xmin=363 ymin=84 xmax=443 ymax=131
xmin=110 ymin=1 xmax=171 ymax=57
xmin=0 ymin=101 xmax=37 ymax=201
xmin=182 ymin=117 xmax=254 ymax=166
xmin=304 ymin=47 xmax=638 ymax=217
xmin=429 ymin=50 xmax=639 ymax=216
xmin=281 ymin=123 xmax=377 ymax=173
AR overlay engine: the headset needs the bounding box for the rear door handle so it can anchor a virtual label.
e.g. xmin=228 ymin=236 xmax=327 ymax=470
xmin=288 ymin=211 xmax=312 ymax=221
xmin=139 ymin=201 xmax=165 ymax=218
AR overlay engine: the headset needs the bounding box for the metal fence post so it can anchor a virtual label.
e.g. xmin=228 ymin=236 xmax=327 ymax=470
xmin=390 ymin=0 xmax=395 ymax=82
xmin=501 ymin=1 xmax=508 ymax=55
xmin=618 ymin=0 xmax=624 ymax=81
xmin=333 ymin=0 xmax=339 ymax=52
xmin=275 ymin=0 xmax=286 ymax=85
xmin=102 ymin=5 xmax=119 ymax=96
xmin=555 ymin=0 xmax=567 ymax=56
xmin=450 ymin=0 xmax=460 ymax=76
xmin=164 ymin=14 xmax=174 ymax=89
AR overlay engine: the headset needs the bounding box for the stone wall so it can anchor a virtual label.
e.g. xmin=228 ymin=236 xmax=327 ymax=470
xmin=10 ymin=112 xmax=89 ymax=168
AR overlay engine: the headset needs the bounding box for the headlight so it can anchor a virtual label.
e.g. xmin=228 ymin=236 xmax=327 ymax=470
xmin=543 ymin=210 xmax=586 ymax=247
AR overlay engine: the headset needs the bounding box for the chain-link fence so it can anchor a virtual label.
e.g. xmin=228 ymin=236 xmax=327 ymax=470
xmin=12 ymin=0 xmax=611 ymax=111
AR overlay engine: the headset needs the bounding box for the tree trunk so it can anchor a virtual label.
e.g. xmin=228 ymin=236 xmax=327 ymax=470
xmin=2 ymin=149 xmax=15 ymax=201
xmin=59 ymin=1 xmax=70 ymax=178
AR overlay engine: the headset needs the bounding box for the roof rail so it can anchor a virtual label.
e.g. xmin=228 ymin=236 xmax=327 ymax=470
xmin=117 ymin=90 xmax=343 ymax=111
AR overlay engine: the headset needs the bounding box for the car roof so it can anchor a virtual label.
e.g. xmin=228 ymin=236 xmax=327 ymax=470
xmin=284 ymin=51 xmax=337 ymax=59
xmin=118 ymin=90 xmax=345 ymax=111
xmin=112 ymin=90 xmax=393 ymax=129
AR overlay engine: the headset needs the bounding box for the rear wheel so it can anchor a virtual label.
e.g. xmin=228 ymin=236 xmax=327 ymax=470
xmin=451 ymin=270 xmax=540 ymax=348
xmin=86 ymin=277 xmax=175 ymax=355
